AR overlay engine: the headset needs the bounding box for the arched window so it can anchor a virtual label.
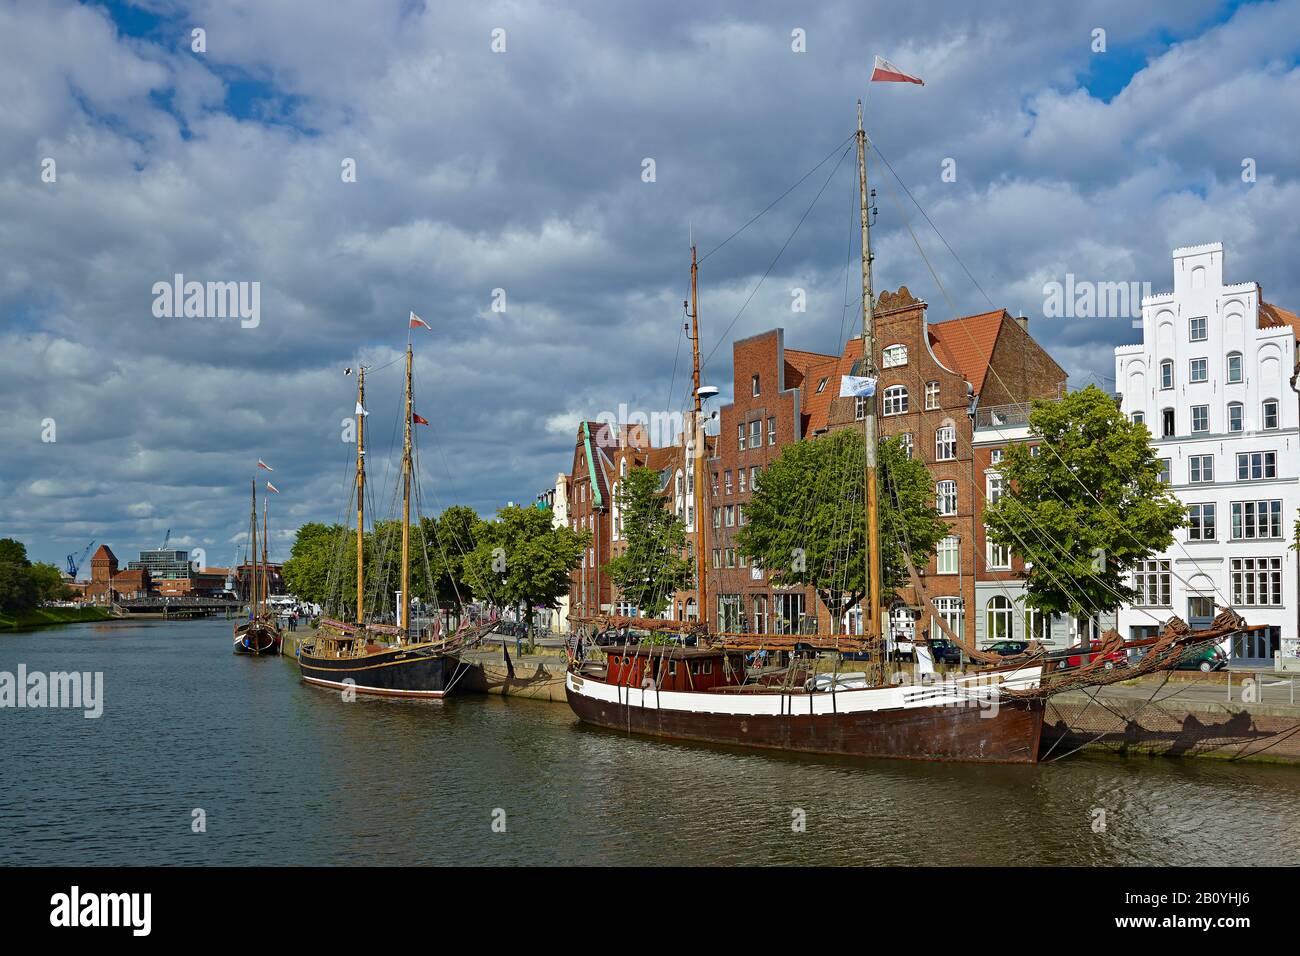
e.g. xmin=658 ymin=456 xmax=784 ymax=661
xmin=1226 ymin=352 xmax=1243 ymax=383
xmin=935 ymin=480 xmax=957 ymax=516
xmin=882 ymin=385 xmax=909 ymax=416
xmin=1159 ymin=360 xmax=1174 ymax=390
xmin=986 ymin=596 xmax=1014 ymax=643
xmin=882 ymin=344 xmax=907 ymax=368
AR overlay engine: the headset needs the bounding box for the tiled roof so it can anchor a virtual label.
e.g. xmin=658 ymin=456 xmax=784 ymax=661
xmin=783 ymin=347 xmax=836 ymax=390
xmin=1260 ymin=301 xmax=1300 ymax=335
xmin=799 ymin=354 xmax=846 ymax=436
xmin=926 ymin=310 xmax=1007 ymax=393
xmin=91 ymin=544 xmax=116 ymax=562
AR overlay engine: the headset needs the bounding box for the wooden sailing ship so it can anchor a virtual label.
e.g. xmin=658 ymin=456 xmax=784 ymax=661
xmin=297 ymin=331 xmax=495 ymax=698
xmin=233 ymin=479 xmax=282 ymax=656
xmin=563 ymin=99 xmax=1254 ymax=763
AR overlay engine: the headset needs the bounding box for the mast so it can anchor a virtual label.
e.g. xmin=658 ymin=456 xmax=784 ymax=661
xmin=249 ymin=479 xmax=258 ymax=617
xmin=261 ymin=499 xmax=269 ymax=619
xmin=689 ymin=245 xmax=707 ymax=626
xmin=355 ymin=366 xmax=366 ymax=627
xmin=401 ymin=342 xmax=413 ymax=642
xmin=857 ymin=100 xmax=884 ymax=674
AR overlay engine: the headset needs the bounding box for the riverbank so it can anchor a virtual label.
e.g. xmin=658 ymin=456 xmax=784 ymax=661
xmin=0 ymin=606 xmax=113 ymax=631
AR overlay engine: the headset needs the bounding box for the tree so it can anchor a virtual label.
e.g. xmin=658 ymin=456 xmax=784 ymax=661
xmin=282 ymin=522 xmax=353 ymax=609
xmin=737 ymin=429 xmax=949 ymax=630
xmin=422 ymin=505 xmax=482 ymax=621
xmin=0 ymin=562 xmax=37 ymax=612
xmin=604 ymin=467 xmax=693 ymax=617
xmin=28 ymin=562 xmax=69 ymax=602
xmin=0 ymin=538 xmax=30 ymax=567
xmin=983 ymin=385 xmax=1186 ymax=620
xmin=464 ymin=505 xmax=588 ymax=628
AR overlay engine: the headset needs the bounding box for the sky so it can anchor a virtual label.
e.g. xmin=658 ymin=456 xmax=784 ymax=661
xmin=2 ymin=0 xmax=1299 ymax=572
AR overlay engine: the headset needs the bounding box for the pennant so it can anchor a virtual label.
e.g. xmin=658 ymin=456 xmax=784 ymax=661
xmin=412 ymin=412 xmax=430 ymax=425
xmin=266 ymin=481 xmax=279 ymax=494
xmin=344 ymin=367 xmax=353 ymax=376
xmin=354 ymin=401 xmax=369 ymax=417
xmin=257 ymin=459 xmax=273 ymax=472
xmin=870 ymin=55 xmax=924 ymax=86
xmin=409 ymin=312 xmax=431 ymax=330
xmin=839 ymin=374 xmax=877 ymax=398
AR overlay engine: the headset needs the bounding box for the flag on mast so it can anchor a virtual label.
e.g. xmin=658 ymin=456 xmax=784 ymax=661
xmin=409 ymin=312 xmax=431 ymax=330
xmin=355 ymin=401 xmax=369 ymax=417
xmin=266 ymin=481 xmax=279 ymax=494
xmin=412 ymin=412 xmax=430 ymax=425
xmin=257 ymin=459 xmax=273 ymax=472
xmin=870 ymin=55 xmax=924 ymax=85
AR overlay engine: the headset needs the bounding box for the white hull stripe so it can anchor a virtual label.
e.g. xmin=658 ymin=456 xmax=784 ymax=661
xmin=301 ymin=675 xmax=447 ymax=699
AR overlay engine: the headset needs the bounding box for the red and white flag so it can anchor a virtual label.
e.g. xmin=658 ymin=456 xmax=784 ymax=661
xmin=409 ymin=312 xmax=431 ymax=330
xmin=412 ymin=412 xmax=430 ymax=426
xmin=266 ymin=481 xmax=279 ymax=494
xmin=870 ymin=55 xmax=924 ymax=86
xmin=257 ymin=459 xmax=273 ymax=472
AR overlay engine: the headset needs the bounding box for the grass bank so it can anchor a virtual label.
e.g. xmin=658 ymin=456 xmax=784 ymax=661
xmin=0 ymin=606 xmax=114 ymax=631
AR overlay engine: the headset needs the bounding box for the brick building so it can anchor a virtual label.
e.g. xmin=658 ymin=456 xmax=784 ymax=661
xmin=85 ymin=544 xmax=151 ymax=603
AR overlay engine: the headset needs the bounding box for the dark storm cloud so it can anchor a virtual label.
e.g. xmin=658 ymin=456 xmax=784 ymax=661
xmin=2 ymin=0 xmax=1298 ymax=566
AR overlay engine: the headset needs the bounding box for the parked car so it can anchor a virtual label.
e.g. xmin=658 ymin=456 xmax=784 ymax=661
xmin=926 ymin=638 xmax=963 ymax=666
xmin=1065 ymin=641 xmax=1128 ymax=670
xmin=984 ymin=640 xmax=1029 ymax=657
xmin=1175 ymin=646 xmax=1228 ymax=672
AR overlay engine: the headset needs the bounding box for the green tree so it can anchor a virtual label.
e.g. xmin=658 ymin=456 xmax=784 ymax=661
xmin=604 ymin=467 xmax=693 ymax=616
xmin=422 ymin=505 xmax=482 ymax=621
xmin=464 ymin=505 xmax=588 ymax=628
xmin=0 ymin=538 xmax=31 ymax=567
xmin=282 ymin=522 xmax=353 ymax=609
xmin=984 ymin=385 xmax=1186 ymax=619
xmin=737 ymin=430 xmax=949 ymax=630
xmin=0 ymin=562 xmax=37 ymax=612
xmin=28 ymin=562 xmax=69 ymax=602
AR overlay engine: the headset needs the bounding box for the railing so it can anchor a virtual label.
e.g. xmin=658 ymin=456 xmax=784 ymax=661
xmin=974 ymin=403 xmax=1033 ymax=429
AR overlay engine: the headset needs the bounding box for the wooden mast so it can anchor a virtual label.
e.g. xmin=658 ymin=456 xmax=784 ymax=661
xmin=261 ymin=499 xmax=269 ymax=620
xmin=401 ymin=342 xmax=413 ymax=642
xmin=249 ymin=479 xmax=258 ymax=616
xmin=857 ymin=100 xmax=884 ymax=679
xmin=355 ymin=366 xmax=366 ymax=627
xmin=689 ymin=245 xmax=707 ymax=627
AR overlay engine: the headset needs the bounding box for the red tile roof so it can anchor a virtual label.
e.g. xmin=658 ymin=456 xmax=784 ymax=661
xmin=926 ymin=310 xmax=1007 ymax=393
xmin=1260 ymin=301 xmax=1300 ymax=335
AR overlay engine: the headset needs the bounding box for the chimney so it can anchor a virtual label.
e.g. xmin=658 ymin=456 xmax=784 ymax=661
xmin=1014 ymin=315 xmax=1029 ymax=332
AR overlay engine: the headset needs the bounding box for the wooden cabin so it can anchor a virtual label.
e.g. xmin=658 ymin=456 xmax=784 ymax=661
xmin=601 ymin=645 xmax=748 ymax=692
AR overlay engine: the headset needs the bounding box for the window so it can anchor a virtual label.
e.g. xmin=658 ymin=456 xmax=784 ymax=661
xmin=936 ymin=480 xmax=958 ymax=515
xmin=925 ymin=381 xmax=940 ymax=410
xmin=1227 ymin=352 xmax=1243 ymax=383
xmin=749 ymin=466 xmax=759 ymax=491
xmin=724 ymin=470 xmax=733 ymax=494
xmin=1026 ymin=607 xmax=1051 ymax=642
xmin=712 ymin=507 xmax=721 ymax=529
xmin=935 ymin=425 xmax=956 ymax=461
xmin=936 ymin=536 xmax=959 ymax=574
xmin=1132 ymin=411 xmax=1145 ymax=426
xmin=1190 ymin=316 xmax=1207 ymax=341
xmin=882 ymin=344 xmax=907 ymax=368
xmin=725 ymin=505 xmax=734 ymax=527
xmin=1191 ymin=405 xmax=1208 ymax=432
xmin=711 ymin=472 xmax=719 ymax=495
xmin=986 ymin=533 xmax=1011 ymax=570
xmin=1133 ymin=560 xmax=1172 ymax=607
xmin=738 ymin=470 xmax=746 ymax=493
xmin=1188 ymin=503 xmax=1215 ymax=541
xmin=1160 ymin=408 xmax=1174 ymax=437
xmin=899 ymin=432 xmax=913 ymax=458
xmin=737 ymin=423 xmax=746 ymax=450
xmin=1236 ymin=451 xmax=1277 ymax=480
xmin=883 ymin=385 xmax=909 ymax=416
xmin=1189 ymin=357 xmax=1207 ymax=383
xmin=855 ymin=396 xmax=867 ymax=421
xmin=725 ymin=548 xmax=735 ymax=568
xmin=1231 ymin=500 xmax=1283 ymax=540
xmin=1160 ymin=360 xmax=1174 ymax=390
xmin=1263 ymin=399 xmax=1279 ymax=429
xmin=737 ymin=505 xmax=745 ymax=526
xmin=750 ymin=420 xmax=761 ymax=448
xmin=711 ymin=549 xmax=721 ymax=569
xmin=1158 ymin=458 xmax=1171 ymax=484
xmin=751 ymin=374 xmax=760 ymax=397
xmin=1189 ymin=455 xmax=1214 ymax=483
xmin=752 ymin=595 xmax=768 ymax=633
xmin=986 ymin=474 xmax=1004 ymax=504
xmin=932 ymin=597 xmax=964 ymax=640
xmin=719 ymin=594 xmax=743 ymax=631
xmin=815 ymin=377 xmax=828 ymax=394
xmin=986 ymin=597 xmax=1014 ymax=642
xmin=767 ymin=416 xmax=776 ymax=446
xmin=1231 ymin=557 xmax=1283 ymax=606
xmin=1227 ymin=402 xmax=1243 ymax=433
xmin=990 ymin=449 xmax=1004 ymax=465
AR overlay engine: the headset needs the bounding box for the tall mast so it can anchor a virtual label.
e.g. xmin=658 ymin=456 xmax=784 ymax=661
xmin=689 ymin=245 xmax=707 ymax=626
xmin=249 ymin=479 xmax=258 ymax=616
xmin=401 ymin=342 xmax=413 ymax=642
xmin=261 ymin=499 xmax=269 ymax=618
xmin=857 ymin=100 xmax=884 ymax=666
xmin=355 ymin=367 xmax=366 ymax=626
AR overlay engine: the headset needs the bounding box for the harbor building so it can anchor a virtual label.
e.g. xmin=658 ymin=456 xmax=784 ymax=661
xmin=1114 ymin=243 xmax=1300 ymax=664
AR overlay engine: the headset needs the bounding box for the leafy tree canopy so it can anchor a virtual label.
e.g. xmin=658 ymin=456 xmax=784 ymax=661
xmin=604 ymin=466 xmax=693 ymax=617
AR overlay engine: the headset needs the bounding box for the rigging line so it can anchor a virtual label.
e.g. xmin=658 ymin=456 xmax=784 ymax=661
xmin=872 ymin=141 xmax=1234 ymax=613
xmin=698 ymin=130 xmax=857 ymax=265
xmin=700 ymin=142 xmax=854 ymax=373
xmin=873 ymin=167 xmax=1190 ymax=624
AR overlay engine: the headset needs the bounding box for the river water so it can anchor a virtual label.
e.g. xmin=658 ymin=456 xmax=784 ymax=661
xmin=1 ymin=616 xmax=1297 ymax=866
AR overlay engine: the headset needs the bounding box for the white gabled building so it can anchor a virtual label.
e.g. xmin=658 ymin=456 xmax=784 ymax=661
xmin=1114 ymin=243 xmax=1300 ymax=663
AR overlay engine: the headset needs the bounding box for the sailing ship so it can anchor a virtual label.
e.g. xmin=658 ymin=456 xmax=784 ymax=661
xmin=563 ymin=98 xmax=1253 ymax=763
xmin=233 ymin=479 xmax=282 ymax=656
xmin=296 ymin=327 xmax=495 ymax=698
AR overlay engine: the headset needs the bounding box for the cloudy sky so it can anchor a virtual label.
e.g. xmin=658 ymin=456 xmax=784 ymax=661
xmin=2 ymin=0 xmax=1298 ymax=570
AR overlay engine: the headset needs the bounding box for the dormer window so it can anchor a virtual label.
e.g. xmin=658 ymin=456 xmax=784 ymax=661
xmin=752 ymin=374 xmax=760 ymax=397
xmin=816 ymin=377 xmax=828 ymax=394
